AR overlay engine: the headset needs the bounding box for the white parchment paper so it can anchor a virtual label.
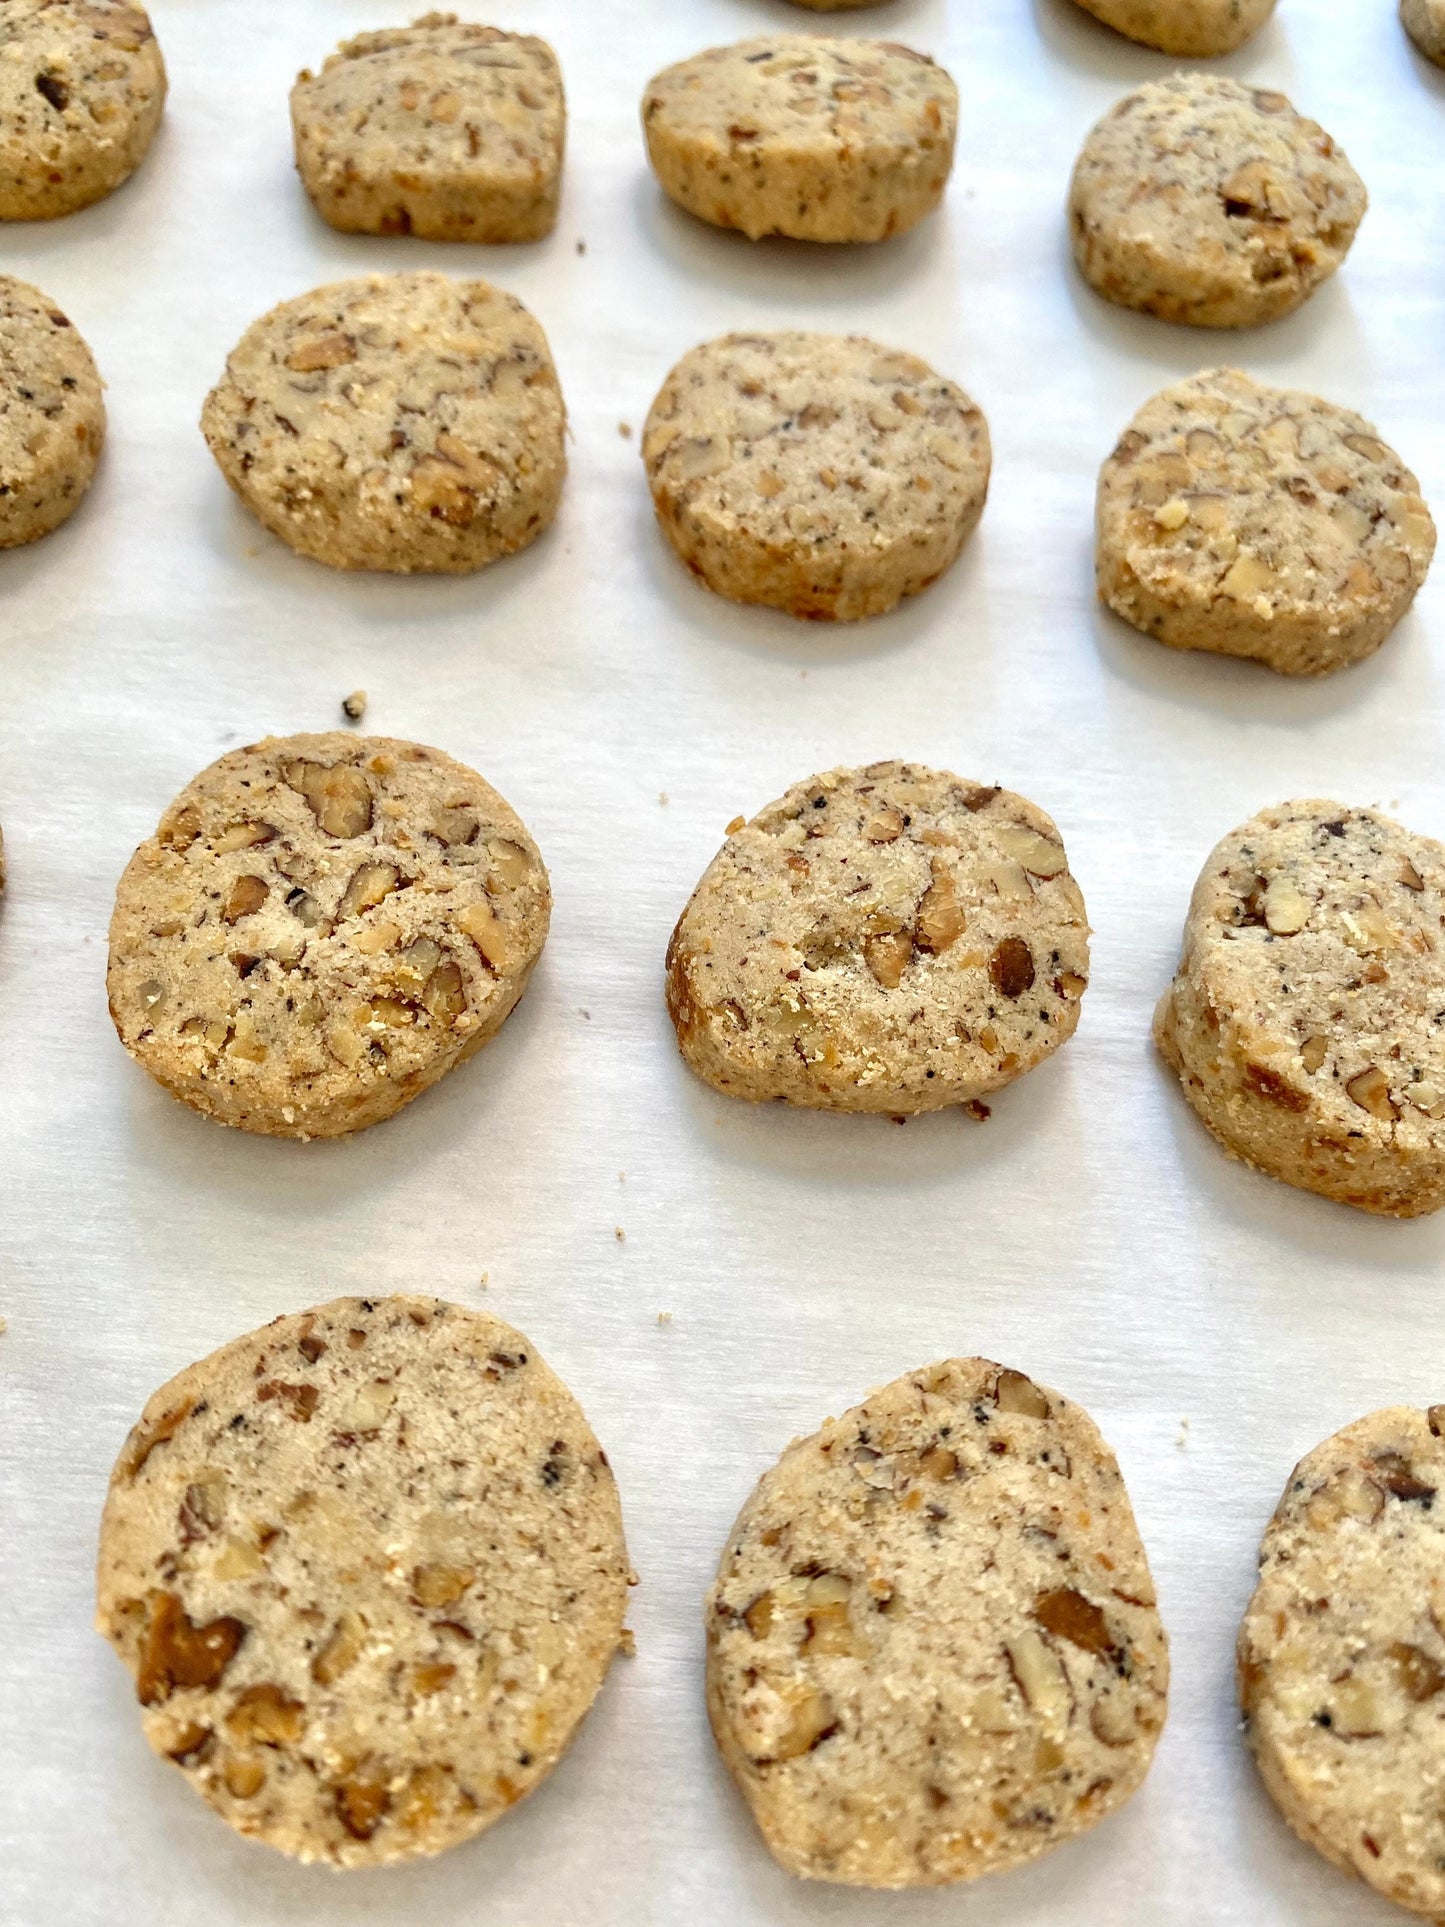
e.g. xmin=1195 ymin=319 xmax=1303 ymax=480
xmin=3 ymin=1 xmax=1445 ymax=1921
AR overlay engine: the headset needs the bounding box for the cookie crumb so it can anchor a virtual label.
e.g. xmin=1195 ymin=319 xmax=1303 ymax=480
xmin=618 ymin=1627 xmax=637 ymax=1657
xmin=659 ymin=792 xmax=669 ymax=806
xmin=963 ymin=1099 xmax=992 ymax=1123
xmin=618 ymin=421 xmax=631 ymax=439
xmin=656 ymin=1311 xmax=672 ymax=1326
xmin=614 ymin=1227 xmax=625 ymax=1242
xmin=726 ymin=814 xmax=746 ymax=835
xmin=1176 ymin=1416 xmax=1190 ymax=1449
xmin=579 ymin=1007 xmax=591 ymax=1021
xmin=0 ymin=1315 xmax=8 ymax=1336
xmin=341 ymin=688 xmax=367 ymax=722
xmin=479 ymin=1272 xmax=489 ymax=1290
xmin=575 ymin=238 xmax=586 ymax=254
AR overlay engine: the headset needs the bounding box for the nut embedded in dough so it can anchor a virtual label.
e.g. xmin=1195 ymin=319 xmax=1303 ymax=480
xmin=665 ymin=762 xmax=1089 ymax=1114
xmin=641 ymin=36 xmax=956 ymax=244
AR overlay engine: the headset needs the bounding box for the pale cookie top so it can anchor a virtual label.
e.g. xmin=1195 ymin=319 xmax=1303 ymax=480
xmin=0 ymin=0 xmax=164 ymax=208
xmin=200 ymin=273 xmax=565 ymax=572
xmin=1240 ymin=1405 xmax=1445 ymax=1916
xmin=1100 ymin=370 xmax=1435 ymax=640
xmin=708 ymin=1359 xmax=1169 ymax=1888
xmin=292 ymin=16 xmax=563 ymax=202
xmin=0 ymin=274 xmax=103 ymax=496
xmin=96 ymin=1296 xmax=630 ymax=1867
xmin=643 ymin=35 xmax=955 ymax=175
xmin=1176 ymin=801 xmax=1445 ymax=1146
xmin=108 ymin=733 xmax=550 ymax=1136
xmin=668 ymin=763 xmax=1088 ymax=1110
xmin=1072 ymin=75 xmax=1366 ymax=319
xmin=644 ymin=333 xmax=989 ymax=580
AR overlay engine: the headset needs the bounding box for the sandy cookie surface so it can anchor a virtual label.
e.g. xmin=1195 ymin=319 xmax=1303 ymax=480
xmin=0 ymin=274 xmax=104 ymax=547
xmin=1240 ymin=1405 xmax=1445 ymax=1918
xmin=292 ymin=14 xmax=564 ymax=242
xmin=707 ymin=1358 xmax=1168 ymax=1887
xmin=642 ymin=36 xmax=956 ymax=243
xmin=107 ymin=732 xmax=550 ymax=1139
xmin=0 ymin=0 xmax=165 ymax=219
xmin=1070 ymin=0 xmax=1275 ymax=54
xmin=96 ymin=1295 xmax=630 ymax=1867
xmin=1097 ymin=369 xmax=1435 ymax=676
xmin=1155 ymin=800 xmax=1445 ymax=1217
xmin=1403 ymin=0 xmax=1445 ymax=63
xmin=1070 ymin=75 xmax=1366 ymax=329
xmin=667 ymin=762 xmax=1088 ymax=1114
xmin=201 ymin=273 xmax=565 ymax=574
xmin=644 ymin=332 xmax=989 ymax=621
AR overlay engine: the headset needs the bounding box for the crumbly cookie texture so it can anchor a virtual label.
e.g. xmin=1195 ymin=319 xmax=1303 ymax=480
xmin=644 ymin=333 xmax=989 ymax=622
xmin=1069 ymin=0 xmax=1275 ymax=55
xmin=0 ymin=274 xmax=105 ymax=547
xmin=641 ymin=36 xmax=956 ymax=244
xmin=1240 ymin=1406 xmax=1445 ymax=1918
xmin=1403 ymin=0 xmax=1445 ymax=63
xmin=1097 ymin=370 xmax=1435 ymax=677
xmin=667 ymin=763 xmax=1088 ymax=1115
xmin=291 ymin=14 xmax=565 ymax=243
xmin=707 ymin=1358 xmax=1168 ymax=1888
xmin=96 ymin=1296 xmax=630 ymax=1868
xmin=0 ymin=0 xmax=165 ymax=219
xmin=107 ymin=733 xmax=550 ymax=1140
xmin=1155 ymin=801 xmax=1445 ymax=1217
xmin=200 ymin=273 xmax=565 ymax=575
xmin=1069 ymin=75 xmax=1367 ymax=329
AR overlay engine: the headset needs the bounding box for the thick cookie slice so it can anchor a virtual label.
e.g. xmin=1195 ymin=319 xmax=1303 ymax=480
xmin=1155 ymin=801 xmax=1445 ymax=1217
xmin=666 ymin=763 xmax=1088 ymax=1114
xmin=1069 ymin=76 xmax=1366 ymax=329
xmin=644 ymin=333 xmax=989 ymax=622
xmin=0 ymin=0 xmax=165 ymax=219
xmin=1097 ymin=370 xmax=1435 ymax=676
xmin=707 ymin=1358 xmax=1169 ymax=1888
xmin=1068 ymin=0 xmax=1275 ymax=55
xmin=1239 ymin=1406 xmax=1445 ymax=1918
xmin=641 ymin=36 xmax=956 ymax=244
xmin=200 ymin=273 xmax=565 ymax=574
xmin=1403 ymin=0 xmax=1445 ymax=63
xmin=107 ymin=733 xmax=550 ymax=1139
xmin=96 ymin=1296 xmax=630 ymax=1868
xmin=0 ymin=275 xmax=105 ymax=547
xmin=291 ymin=15 xmax=565 ymax=243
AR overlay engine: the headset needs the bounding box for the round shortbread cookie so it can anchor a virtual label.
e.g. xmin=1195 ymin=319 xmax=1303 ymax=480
xmin=291 ymin=15 xmax=565 ymax=243
xmin=0 ymin=274 xmax=105 ymax=547
xmin=1069 ymin=75 xmax=1367 ymax=329
xmin=200 ymin=273 xmax=566 ymax=575
xmin=707 ymin=1358 xmax=1169 ymax=1888
xmin=1403 ymin=0 xmax=1445 ymax=63
xmin=1239 ymin=1405 xmax=1445 ymax=1917
xmin=95 ymin=1295 xmax=630 ymax=1868
xmin=1068 ymin=0 xmax=1275 ymax=55
xmin=0 ymin=0 xmax=165 ymax=220
xmin=643 ymin=332 xmax=989 ymax=622
xmin=641 ymin=36 xmax=956 ymax=244
xmin=1155 ymin=800 xmax=1445 ymax=1217
xmin=666 ymin=762 xmax=1089 ymax=1115
xmin=1097 ymin=369 xmax=1436 ymax=677
xmin=786 ymin=0 xmax=895 ymax=9
xmin=107 ymin=732 xmax=550 ymax=1140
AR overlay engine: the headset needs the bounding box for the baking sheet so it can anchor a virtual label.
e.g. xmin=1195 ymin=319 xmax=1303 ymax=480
xmin=3 ymin=0 xmax=1445 ymax=1921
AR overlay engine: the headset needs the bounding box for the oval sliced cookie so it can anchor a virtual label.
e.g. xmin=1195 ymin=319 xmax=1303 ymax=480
xmin=666 ymin=762 xmax=1088 ymax=1114
xmin=107 ymin=732 xmax=550 ymax=1139
xmin=200 ymin=272 xmax=566 ymax=574
xmin=1097 ymin=370 xmax=1435 ymax=676
xmin=644 ymin=332 xmax=989 ymax=622
xmin=1069 ymin=75 xmax=1366 ymax=329
xmin=0 ymin=0 xmax=166 ymax=220
xmin=641 ymin=36 xmax=956 ymax=244
xmin=1239 ymin=1406 xmax=1445 ymax=1917
xmin=1069 ymin=0 xmax=1275 ymax=55
xmin=1403 ymin=0 xmax=1445 ymax=64
xmin=292 ymin=20 xmax=565 ymax=243
xmin=95 ymin=1296 xmax=630 ymax=1867
xmin=707 ymin=1358 xmax=1169 ymax=1887
xmin=0 ymin=275 xmax=105 ymax=547
xmin=1155 ymin=800 xmax=1445 ymax=1216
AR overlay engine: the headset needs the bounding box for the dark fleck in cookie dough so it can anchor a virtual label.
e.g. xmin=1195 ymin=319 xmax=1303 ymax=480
xmin=708 ymin=1357 xmax=1169 ymax=1886
xmin=96 ymin=1296 xmax=630 ymax=1867
xmin=107 ymin=732 xmax=550 ymax=1139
